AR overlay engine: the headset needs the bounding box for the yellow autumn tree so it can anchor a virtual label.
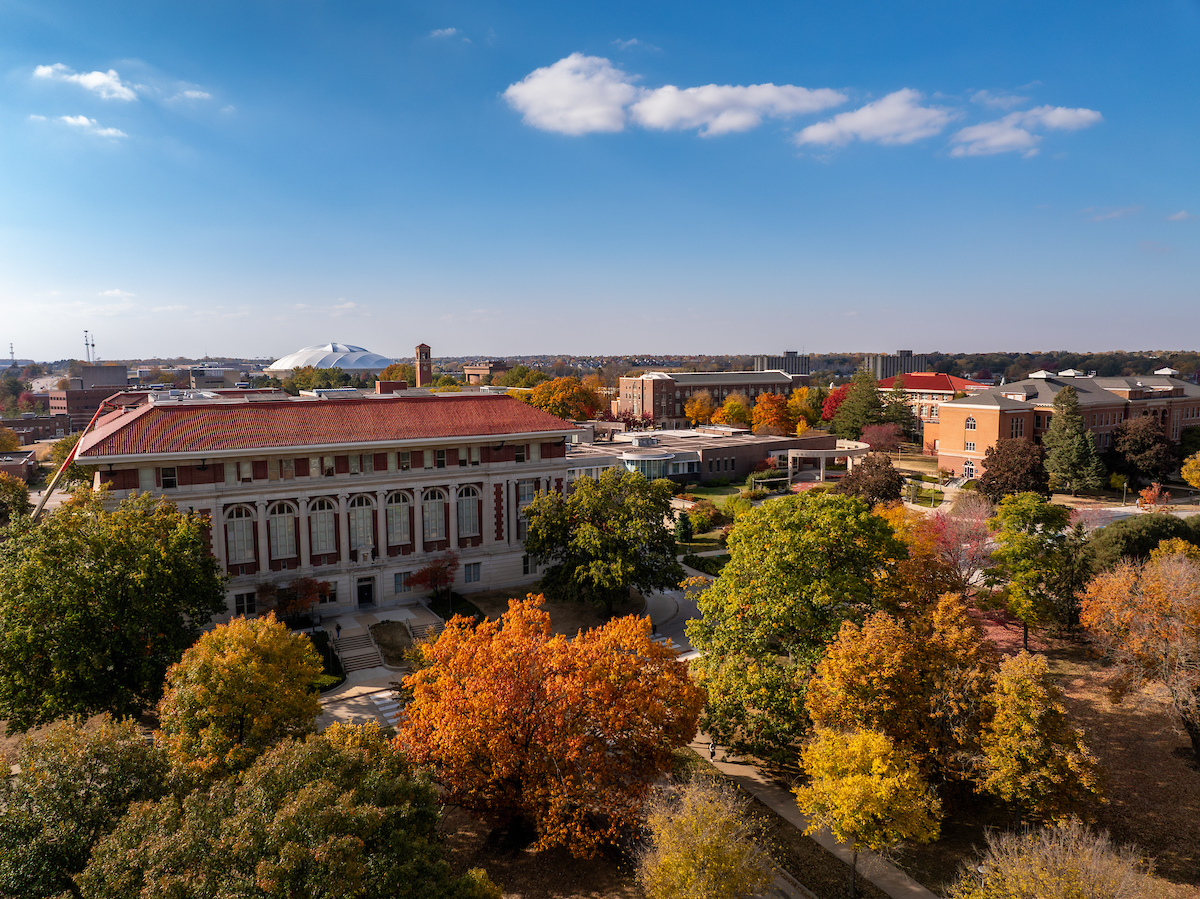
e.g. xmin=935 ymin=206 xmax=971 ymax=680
xmin=527 ymin=376 xmax=603 ymax=421
xmin=1183 ymin=450 xmax=1200 ymax=489
xmin=637 ymin=777 xmax=773 ymax=899
xmin=684 ymin=389 xmax=716 ymax=425
xmin=398 ymin=596 xmax=703 ymax=856
xmin=796 ymin=728 xmax=941 ymax=899
xmin=0 ymin=427 xmax=20 ymax=452
xmin=710 ymin=393 xmax=751 ymax=428
xmin=156 ymin=613 xmax=323 ymax=779
xmin=981 ymin=651 xmax=1102 ymax=823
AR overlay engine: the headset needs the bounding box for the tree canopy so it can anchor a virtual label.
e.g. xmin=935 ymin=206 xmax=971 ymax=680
xmin=157 ymin=613 xmax=324 ymax=780
xmin=525 ymin=376 xmax=603 ymax=421
xmin=0 ymin=492 xmax=226 ymax=732
xmin=50 ymin=432 xmax=97 ymax=488
xmin=522 ymin=467 xmax=683 ymax=615
xmin=1042 ymin=386 xmax=1106 ymax=495
xmin=988 ymin=493 xmax=1071 ymax=649
xmin=831 ymin=367 xmax=884 ymax=440
xmin=1182 ymin=450 xmax=1200 ymax=490
xmin=835 ymin=452 xmax=904 ymax=506
xmin=1106 ymin=415 xmax=1176 ymax=488
xmin=686 ymin=492 xmax=906 ymax=760
xmin=750 ymin=392 xmax=794 ymax=435
xmin=80 ymin=723 xmax=500 ymax=899
xmin=0 ymin=472 xmax=30 ymax=526
xmin=711 ymin=393 xmax=751 ymax=428
xmin=684 ymin=389 xmax=716 ymax=425
xmin=978 ymin=437 xmax=1050 ymax=502
xmin=0 ymin=427 xmax=19 ymax=452
xmin=398 ymin=597 xmax=702 ymax=856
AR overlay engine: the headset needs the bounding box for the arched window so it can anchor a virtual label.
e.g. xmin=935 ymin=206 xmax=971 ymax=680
xmin=225 ymin=505 xmax=255 ymax=563
xmin=964 ymin=416 xmax=976 ymax=431
xmin=422 ymin=488 xmax=446 ymax=542
xmin=386 ymin=492 xmax=411 ymax=545
xmin=457 ymin=485 xmax=480 ymax=538
xmin=348 ymin=495 xmax=374 ymax=551
xmin=963 ymin=459 xmax=975 ymax=479
xmin=268 ymin=501 xmax=296 ymax=560
xmin=309 ymin=498 xmax=336 ymax=555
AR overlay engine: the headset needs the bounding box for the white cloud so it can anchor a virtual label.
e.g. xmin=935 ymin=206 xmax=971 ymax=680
xmin=506 ymin=54 xmax=844 ymax=137
xmin=34 ymin=63 xmax=137 ymax=100
xmin=794 ymin=89 xmax=954 ymax=147
xmin=28 ymin=114 xmax=46 ymax=121
xmin=1167 ymin=210 xmax=1196 ymax=221
xmin=431 ymin=27 xmax=459 ymax=37
xmin=611 ymin=38 xmax=659 ymax=51
xmin=504 ymin=54 xmax=640 ymax=135
xmin=1083 ymin=205 xmax=1140 ymax=222
xmin=951 ymin=105 xmax=1102 ymax=157
xmin=173 ymin=89 xmax=212 ymax=100
xmin=99 ymin=289 xmax=134 ymax=298
xmin=971 ymin=89 xmax=1028 ymax=109
xmin=631 ymin=83 xmax=846 ymax=136
xmin=58 ymin=115 xmax=127 ymax=138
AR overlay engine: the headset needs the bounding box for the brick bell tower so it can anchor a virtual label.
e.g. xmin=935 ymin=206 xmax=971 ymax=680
xmin=415 ymin=343 xmax=432 ymax=388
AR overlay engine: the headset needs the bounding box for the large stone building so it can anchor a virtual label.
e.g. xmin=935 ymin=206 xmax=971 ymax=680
xmin=926 ymin=370 xmax=1200 ymax=478
xmin=76 ymin=391 xmax=579 ymax=620
xmin=752 ymin=352 xmax=810 ymax=375
xmin=877 ymin=372 xmax=988 ymax=441
xmin=617 ymin=370 xmax=809 ymax=428
xmin=863 ymin=350 xmax=929 ymax=380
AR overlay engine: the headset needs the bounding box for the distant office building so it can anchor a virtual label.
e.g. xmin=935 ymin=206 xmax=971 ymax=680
xmin=864 ymin=350 xmax=929 ymax=380
xmin=190 ymin=369 xmax=245 ymax=390
xmin=462 ymin=360 xmax=510 ymax=385
xmin=77 ymin=365 xmax=130 ymax=390
xmin=617 ymin=370 xmax=809 ymax=428
xmin=0 ymin=414 xmax=71 ymax=443
xmin=753 ymin=351 xmax=810 ymax=375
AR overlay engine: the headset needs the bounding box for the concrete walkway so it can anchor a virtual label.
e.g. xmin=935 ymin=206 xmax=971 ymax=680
xmin=691 ymin=738 xmax=939 ymax=899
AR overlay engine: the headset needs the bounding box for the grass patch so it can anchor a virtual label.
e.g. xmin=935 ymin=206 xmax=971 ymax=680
xmin=369 ymin=620 xmax=413 ymax=667
xmin=908 ymin=487 xmax=945 ymax=506
xmin=426 ymin=591 xmax=485 ymax=623
xmin=677 ymin=530 xmax=725 ymax=553
xmin=687 ymin=484 xmax=741 ymax=499
xmin=682 ymin=553 xmax=730 ymax=577
xmin=309 ymin=630 xmax=346 ymax=692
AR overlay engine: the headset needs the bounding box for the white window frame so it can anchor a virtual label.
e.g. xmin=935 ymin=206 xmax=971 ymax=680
xmin=348 ymin=495 xmax=374 ymax=551
xmin=225 ymin=506 xmax=255 ymax=563
xmin=269 ymin=502 xmax=297 ymax=560
xmin=310 ymin=498 xmax=337 ymax=555
xmin=422 ymin=488 xmax=446 ymax=542
xmin=464 ymin=562 xmax=481 ymax=583
xmin=457 ymin=485 xmax=480 ymax=538
xmin=386 ymin=492 xmax=411 ymax=545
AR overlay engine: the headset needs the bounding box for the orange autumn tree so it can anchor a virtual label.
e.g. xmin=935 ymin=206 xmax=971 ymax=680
xmin=527 ymin=376 xmax=604 ymax=421
xmin=751 ymin=392 xmax=795 ymax=436
xmin=874 ymin=503 xmax=960 ymax=611
xmin=397 ymin=596 xmax=703 ymax=856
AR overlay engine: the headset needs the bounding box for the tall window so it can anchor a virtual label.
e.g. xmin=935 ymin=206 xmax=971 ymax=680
xmin=309 ymin=498 xmax=336 ymax=555
xmin=517 ymin=479 xmax=536 ymax=540
xmin=394 ymin=571 xmax=411 ymax=593
xmin=225 ymin=506 xmax=255 ymax=563
xmin=964 ymin=416 xmax=977 ymax=431
xmin=1010 ymin=418 xmax=1024 ymax=438
xmin=457 ymin=485 xmax=480 ymax=538
xmin=161 ymin=467 xmax=177 ymax=489
xmin=386 ymin=492 xmax=411 ymax=545
xmin=269 ymin=502 xmax=297 ymax=559
xmin=234 ymin=592 xmax=256 ymax=616
xmin=464 ymin=562 xmax=481 ymax=583
xmin=422 ymin=488 xmax=446 ymax=542
xmin=348 ymin=495 xmax=374 ymax=551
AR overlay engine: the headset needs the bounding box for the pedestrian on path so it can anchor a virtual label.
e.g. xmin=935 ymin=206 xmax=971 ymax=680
xmin=335 ymin=622 xmax=341 ymax=640
xmin=709 ymin=741 xmax=718 ymax=761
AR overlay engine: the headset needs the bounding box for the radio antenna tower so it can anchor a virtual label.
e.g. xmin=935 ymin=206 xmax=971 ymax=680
xmin=83 ymin=330 xmax=96 ymax=364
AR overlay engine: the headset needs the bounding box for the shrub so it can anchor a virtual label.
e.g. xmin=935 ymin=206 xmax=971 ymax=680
xmin=681 ymin=554 xmax=728 ymax=577
xmin=1087 ymin=512 xmax=1199 ymax=571
xmin=741 ymin=489 xmax=768 ymax=501
xmin=707 ymin=477 xmax=731 ymax=487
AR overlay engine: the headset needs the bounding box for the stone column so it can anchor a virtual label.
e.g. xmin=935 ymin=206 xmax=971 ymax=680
xmin=298 ymin=497 xmax=311 ymax=569
xmin=337 ymin=493 xmax=350 ymax=562
xmin=819 ymin=456 xmax=826 ymax=481
xmin=414 ymin=486 xmax=425 ymax=554
xmin=212 ymin=500 xmax=226 ymax=568
xmin=255 ymin=500 xmax=270 ymax=572
xmin=375 ymin=489 xmax=388 ymax=559
xmin=448 ymin=484 xmax=459 ymax=548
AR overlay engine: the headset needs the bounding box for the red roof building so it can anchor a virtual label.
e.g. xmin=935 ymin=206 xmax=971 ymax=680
xmin=877 ymin=372 xmax=988 ymax=448
xmin=77 ymin=393 xmax=580 ymax=623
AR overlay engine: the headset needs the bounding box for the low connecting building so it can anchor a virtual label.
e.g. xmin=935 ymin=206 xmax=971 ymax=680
xmin=76 ymin=391 xmax=579 ymax=622
xmin=926 ymin=370 xmax=1200 ymax=478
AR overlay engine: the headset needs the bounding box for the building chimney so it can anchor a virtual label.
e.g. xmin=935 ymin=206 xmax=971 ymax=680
xmin=415 ymin=343 xmax=432 ymax=388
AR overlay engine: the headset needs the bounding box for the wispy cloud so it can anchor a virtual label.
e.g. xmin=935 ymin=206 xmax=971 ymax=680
xmin=970 ymin=89 xmax=1028 ymax=110
xmin=170 ymin=88 xmax=212 ymax=101
xmin=430 ymin=27 xmax=468 ymax=40
xmin=950 ymin=105 xmax=1102 ymax=157
xmin=1167 ymin=210 xmax=1196 ymax=222
xmin=794 ymin=89 xmax=954 ymax=147
xmin=34 ymin=63 xmax=137 ymax=100
xmin=505 ymin=53 xmax=844 ymax=137
xmin=1082 ymin=205 xmax=1141 ymax=222
xmin=1139 ymin=241 xmax=1173 ymax=255
xmin=611 ymin=37 xmax=660 ymax=51
xmin=56 ymin=115 xmax=127 ymax=138
xmin=99 ymin=288 xmax=134 ymax=298
xmin=151 ymin=305 xmax=188 ymax=313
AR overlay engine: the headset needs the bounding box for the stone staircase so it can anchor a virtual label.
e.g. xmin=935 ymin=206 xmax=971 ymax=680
xmin=334 ymin=631 xmax=384 ymax=673
xmin=407 ymin=619 xmax=445 ymax=642
xmin=370 ymin=690 xmax=404 ymax=725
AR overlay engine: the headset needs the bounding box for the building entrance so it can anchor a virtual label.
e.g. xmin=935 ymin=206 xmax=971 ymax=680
xmin=356 ymin=577 xmax=375 ymax=608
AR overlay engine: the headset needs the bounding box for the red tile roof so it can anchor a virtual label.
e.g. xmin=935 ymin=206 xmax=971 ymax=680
xmin=77 ymin=394 xmax=577 ymax=459
xmin=878 ymin=373 xmax=986 ymax=392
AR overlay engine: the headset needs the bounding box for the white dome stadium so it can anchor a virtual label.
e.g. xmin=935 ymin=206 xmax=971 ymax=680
xmin=264 ymin=342 xmax=396 ymax=376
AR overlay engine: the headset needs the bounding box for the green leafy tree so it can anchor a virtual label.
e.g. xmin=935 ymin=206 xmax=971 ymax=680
xmin=523 ymin=467 xmax=683 ymax=616
xmin=831 ymin=366 xmax=884 ymax=440
xmin=80 ymin=723 xmax=501 ymax=899
xmin=674 ymin=511 xmax=693 ymax=543
xmin=686 ymin=492 xmax=906 ymax=761
xmin=637 ymin=777 xmax=774 ymax=899
xmin=50 ymin=432 xmax=97 ymax=488
xmin=157 ymin=613 xmax=323 ymax=780
xmin=1087 ymin=512 xmax=1200 ymax=571
xmin=1106 ymin=415 xmax=1176 ymax=488
xmin=499 ymin=364 xmax=550 ymax=389
xmin=981 ymin=651 xmax=1102 ymax=823
xmin=881 ymin=376 xmax=916 ymax=438
xmin=834 ymin=452 xmax=903 ymax=505
xmin=379 ymin=361 xmax=416 ymax=383
xmin=0 ymin=492 xmax=226 ymax=732
xmin=1042 ymin=387 xmax=1106 ymax=495
xmin=989 ymin=493 xmax=1071 ymax=649
xmin=0 ymin=716 xmax=170 ymax=899
xmin=795 ymin=728 xmax=941 ymax=899
xmin=978 ymin=437 xmax=1050 ymax=501
xmin=0 ymin=472 xmax=30 ymax=526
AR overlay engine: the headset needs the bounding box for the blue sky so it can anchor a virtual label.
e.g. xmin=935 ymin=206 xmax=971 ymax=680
xmin=1 ymin=0 xmax=1197 ymax=362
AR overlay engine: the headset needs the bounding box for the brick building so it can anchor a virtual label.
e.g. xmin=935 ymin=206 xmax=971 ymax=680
xmin=877 ymin=372 xmax=988 ymax=440
xmin=462 ymin=360 xmax=510 ymax=384
xmin=926 ymin=371 xmax=1200 ymax=478
xmin=76 ymin=392 xmax=580 ymax=621
xmin=0 ymin=414 xmax=71 ymax=444
xmin=617 ymin=370 xmax=809 ymax=428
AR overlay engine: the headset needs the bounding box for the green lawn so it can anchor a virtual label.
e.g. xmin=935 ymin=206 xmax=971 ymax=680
xmin=677 ymin=530 xmax=725 ymax=553
xmin=686 ymin=484 xmax=742 ymax=499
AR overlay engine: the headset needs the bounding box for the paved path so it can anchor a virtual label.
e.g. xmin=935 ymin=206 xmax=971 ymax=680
xmin=691 ymin=738 xmax=939 ymax=899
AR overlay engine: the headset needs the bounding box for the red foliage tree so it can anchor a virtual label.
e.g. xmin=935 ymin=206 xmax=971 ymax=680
xmin=822 ymin=384 xmax=851 ymax=422
xmin=409 ymin=551 xmax=461 ymax=603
